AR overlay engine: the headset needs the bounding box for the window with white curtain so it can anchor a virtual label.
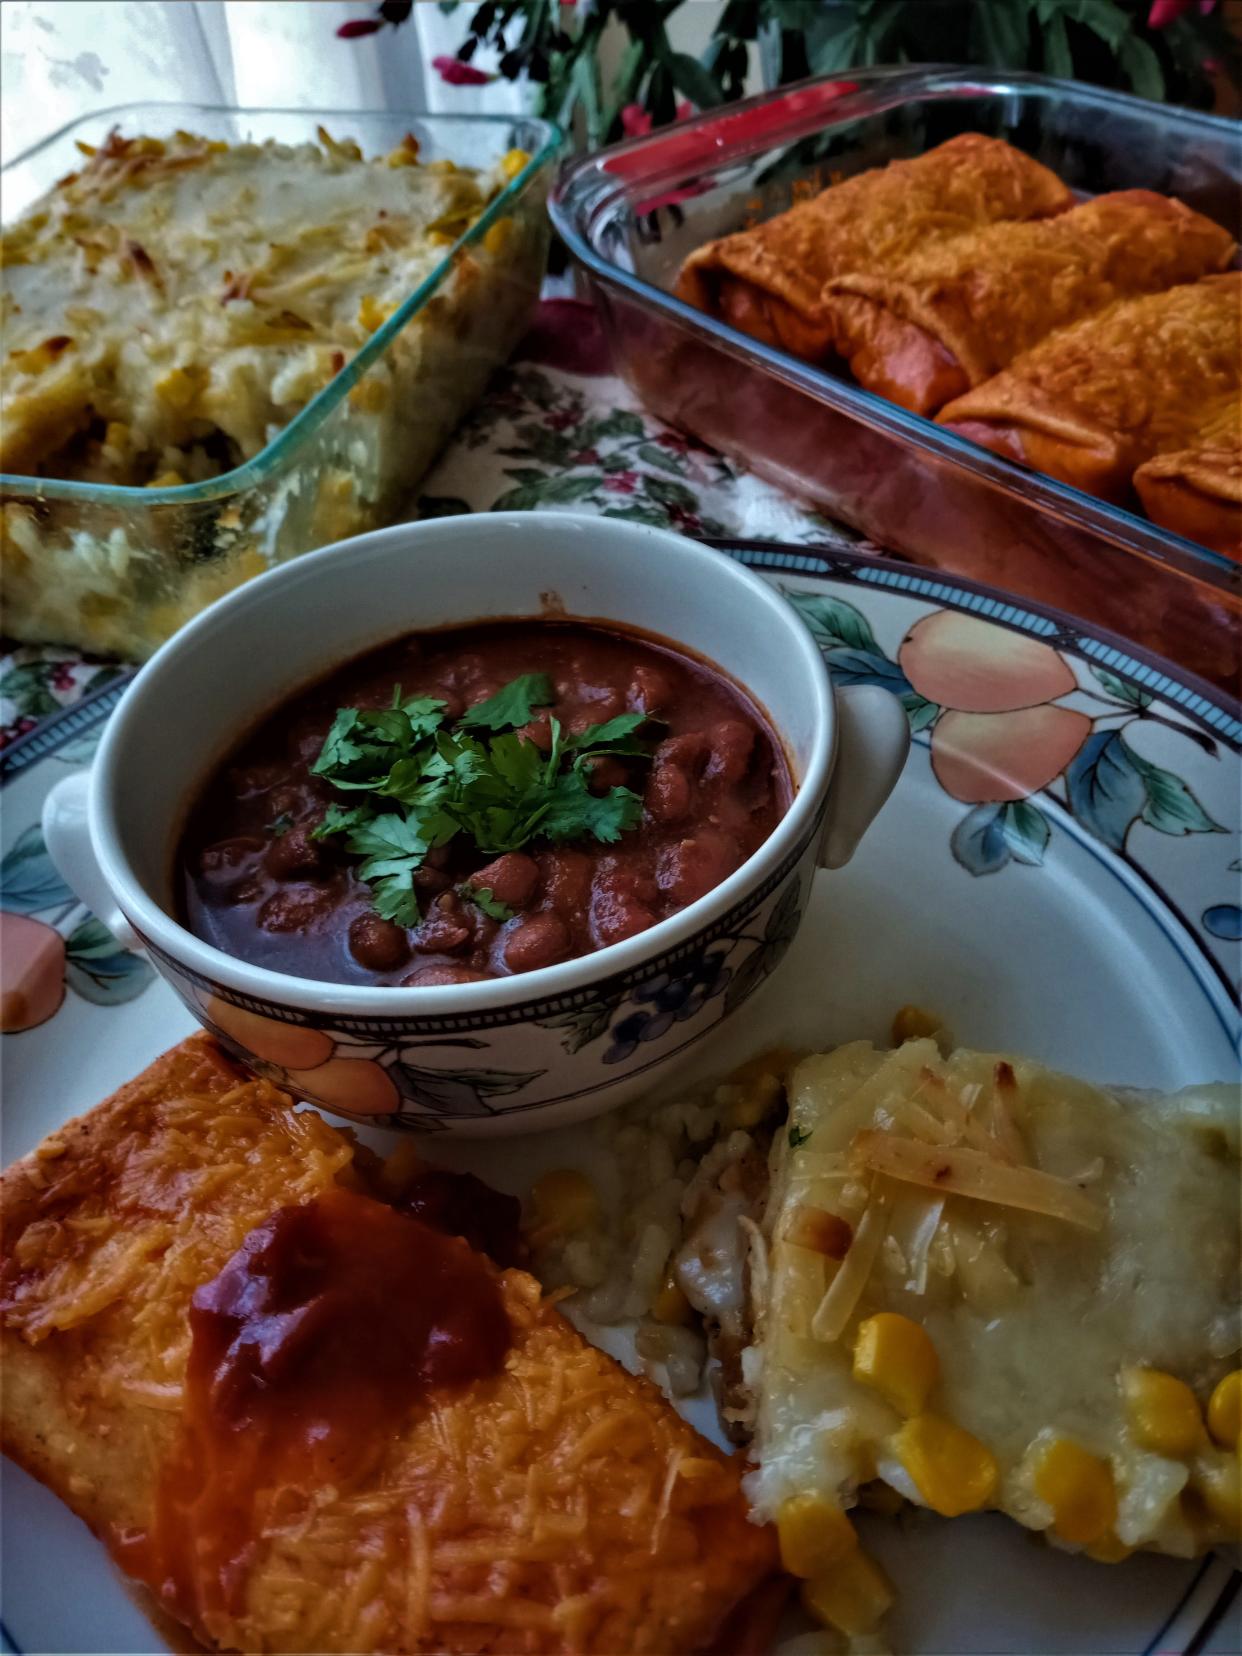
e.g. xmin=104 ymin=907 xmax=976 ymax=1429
xmin=0 ymin=0 xmax=533 ymax=165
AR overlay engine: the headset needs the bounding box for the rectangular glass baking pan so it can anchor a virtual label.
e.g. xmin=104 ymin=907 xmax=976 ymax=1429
xmin=1 ymin=102 xmax=559 ymax=659
xmin=551 ymin=67 xmax=1240 ymax=691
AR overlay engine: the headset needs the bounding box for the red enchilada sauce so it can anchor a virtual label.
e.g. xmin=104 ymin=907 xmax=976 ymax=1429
xmin=179 ymin=621 xmax=789 ymax=986
xmin=121 ymin=1188 xmax=510 ymax=1625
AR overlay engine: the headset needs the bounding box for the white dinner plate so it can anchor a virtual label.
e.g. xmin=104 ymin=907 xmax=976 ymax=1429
xmin=2 ymin=545 xmax=1238 ymax=1655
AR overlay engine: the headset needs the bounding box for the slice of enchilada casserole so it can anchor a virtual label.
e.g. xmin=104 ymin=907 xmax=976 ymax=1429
xmin=0 ymin=1034 xmax=777 ymax=1654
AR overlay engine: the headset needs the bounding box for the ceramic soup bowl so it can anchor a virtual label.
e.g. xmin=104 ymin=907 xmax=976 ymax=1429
xmin=43 ymin=512 xmax=908 ymax=1135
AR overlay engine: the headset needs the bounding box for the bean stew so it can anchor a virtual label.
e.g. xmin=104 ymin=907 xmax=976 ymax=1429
xmin=179 ymin=620 xmax=790 ymax=986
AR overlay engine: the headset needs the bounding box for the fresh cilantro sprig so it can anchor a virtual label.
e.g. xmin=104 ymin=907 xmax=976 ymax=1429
xmin=310 ymin=676 xmax=655 ymax=926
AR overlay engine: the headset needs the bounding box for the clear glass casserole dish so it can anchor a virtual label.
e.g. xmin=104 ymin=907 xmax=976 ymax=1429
xmin=1 ymin=102 xmax=559 ymax=660
xmin=551 ymin=68 xmax=1240 ymax=692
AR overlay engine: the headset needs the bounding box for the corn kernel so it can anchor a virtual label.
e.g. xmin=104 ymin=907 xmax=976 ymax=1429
xmin=357 ymin=294 xmax=389 ymax=333
xmin=146 ymin=470 xmax=183 ymax=489
xmin=651 ymin=1273 xmax=691 ymax=1326
xmin=1121 ymin=1368 xmax=1204 ymax=1457
xmin=1207 ymin=1371 xmax=1241 ymax=1449
xmin=892 ymin=1413 xmax=997 ymax=1517
xmin=777 ymin=1494 xmax=857 ymax=1578
xmin=1190 ymin=1448 xmax=1241 ymax=1536
xmin=103 ymin=421 xmax=130 ymax=450
xmin=800 ymin=1548 xmax=894 ymax=1637
xmin=155 ymin=366 xmax=196 ymax=410
xmin=1032 ymin=1438 xmax=1116 ymax=1545
xmin=349 ymin=376 xmax=388 ymax=413
xmin=1085 ymin=1531 xmax=1134 ymax=1564
xmin=427 ymin=158 xmax=458 ymax=175
xmin=483 ymin=218 xmax=513 ymax=257
xmin=854 ymin=1313 xmax=940 ymax=1417
xmin=500 ymin=147 xmax=530 ymax=180
xmin=891 ymin=1004 xmax=943 ymax=1045
xmin=530 ymin=1168 xmax=598 ymax=1236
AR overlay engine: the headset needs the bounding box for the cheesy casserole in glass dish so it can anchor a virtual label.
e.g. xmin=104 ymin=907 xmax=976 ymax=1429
xmin=0 ymin=105 xmax=558 ymax=659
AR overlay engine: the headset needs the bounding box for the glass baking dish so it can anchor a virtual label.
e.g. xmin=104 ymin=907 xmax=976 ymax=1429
xmin=1 ymin=102 xmax=559 ymax=659
xmin=551 ymin=67 xmax=1240 ymax=692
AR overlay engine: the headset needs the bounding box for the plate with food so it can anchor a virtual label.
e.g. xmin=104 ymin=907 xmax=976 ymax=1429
xmin=1 ymin=515 xmax=1238 ymax=1654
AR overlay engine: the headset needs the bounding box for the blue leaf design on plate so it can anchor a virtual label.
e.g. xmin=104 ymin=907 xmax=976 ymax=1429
xmin=822 ymin=646 xmax=913 ymax=694
xmin=784 ymin=590 xmax=877 ymax=653
xmin=1128 ymin=750 xmax=1224 ymax=837
xmin=1065 ymin=730 xmax=1147 ymax=851
xmin=950 ymin=801 xmax=1051 ymax=877
xmin=1202 ymin=904 xmax=1242 ymax=941
xmin=950 ymin=804 xmax=1011 ymax=876
xmin=63 ymin=915 xmax=154 ymax=1004
xmin=1090 ymin=665 xmax=1154 ymax=709
xmin=0 ymin=825 xmax=73 ymax=915
xmin=999 ymin=799 xmax=1051 ymax=866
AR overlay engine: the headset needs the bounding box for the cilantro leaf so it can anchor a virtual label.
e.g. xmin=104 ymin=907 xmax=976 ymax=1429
xmin=308 ymin=673 xmax=652 ymax=924
xmin=460 ymin=885 xmax=514 ymax=921
xmin=457 ymin=673 xmax=555 ymax=732
xmin=312 ymin=802 xmax=371 ymax=840
xmin=564 ymin=711 xmax=652 ymax=756
xmin=541 ymin=770 xmax=643 ymax=843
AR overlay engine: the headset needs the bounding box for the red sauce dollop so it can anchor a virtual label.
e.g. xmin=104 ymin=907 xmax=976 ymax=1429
xmin=124 ymin=1188 xmax=510 ymax=1624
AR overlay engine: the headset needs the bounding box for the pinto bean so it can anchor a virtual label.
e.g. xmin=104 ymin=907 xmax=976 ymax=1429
xmin=264 ymin=824 xmax=326 ymax=880
xmin=412 ymin=893 xmax=471 ymax=955
xmin=502 ymin=911 xmax=571 ymax=974
xmin=644 ymin=761 xmax=692 ymax=824
xmin=655 ymin=830 xmax=741 ymax=906
xmin=539 ymin=848 xmax=593 ymax=921
xmin=467 ymin=852 xmax=539 ymax=910
xmin=586 ymin=755 xmax=630 ymax=796
xmin=198 ymin=835 xmax=265 ymax=880
xmin=705 ymin=718 xmax=756 ymax=784
xmin=402 ymin=963 xmax=489 ymax=987
xmin=629 ymin=664 xmax=675 ymax=715
xmin=258 ymin=887 xmax=335 ymax=933
xmin=349 ymin=913 xmax=410 ymax=972
xmin=590 ymin=864 xmax=657 ymax=947
xmin=516 ymin=714 xmax=554 ymax=752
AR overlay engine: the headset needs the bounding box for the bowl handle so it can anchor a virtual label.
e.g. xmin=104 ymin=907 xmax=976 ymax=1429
xmin=42 ymin=772 xmax=143 ymax=952
xmin=818 ymin=684 xmax=910 ymax=870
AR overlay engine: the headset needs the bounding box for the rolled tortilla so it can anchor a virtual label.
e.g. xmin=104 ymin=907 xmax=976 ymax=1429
xmin=675 ymin=134 xmax=1072 ymax=363
xmin=826 ymin=191 xmax=1236 ymax=415
xmin=1134 ymin=399 xmax=1241 ymax=558
xmin=938 ymin=273 xmax=1242 ymax=503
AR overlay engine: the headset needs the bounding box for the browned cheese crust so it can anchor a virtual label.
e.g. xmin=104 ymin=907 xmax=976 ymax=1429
xmin=674 ymin=133 xmax=1072 ymax=362
xmin=1133 ymin=396 xmax=1242 ymax=558
xmin=938 ymin=272 xmax=1242 ymax=503
xmin=1 ymin=1034 xmax=776 ymax=1654
xmin=826 ymin=191 xmax=1236 ymax=415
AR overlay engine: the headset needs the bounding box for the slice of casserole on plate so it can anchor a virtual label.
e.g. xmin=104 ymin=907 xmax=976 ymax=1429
xmin=745 ymin=1038 xmax=1240 ymax=1633
xmin=0 ymin=1033 xmax=777 ymax=1654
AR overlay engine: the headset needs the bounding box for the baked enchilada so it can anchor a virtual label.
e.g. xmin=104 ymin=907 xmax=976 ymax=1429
xmin=0 ymin=1035 xmax=778 ymax=1654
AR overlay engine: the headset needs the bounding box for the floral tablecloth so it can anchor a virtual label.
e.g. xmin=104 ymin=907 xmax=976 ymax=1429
xmin=0 ymin=299 xmax=859 ymax=750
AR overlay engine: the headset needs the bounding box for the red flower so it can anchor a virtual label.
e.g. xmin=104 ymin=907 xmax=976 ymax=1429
xmin=668 ymin=504 xmax=702 ymax=534
xmin=0 ymin=716 xmax=38 ymax=750
xmin=432 ymin=54 xmax=494 ymax=86
xmin=604 ymin=471 xmax=638 ymax=494
xmin=337 ymin=18 xmax=382 ymax=37
xmin=571 ymin=448 xmax=601 ymax=466
xmin=51 ymin=664 xmax=76 ymax=691
xmin=546 ymin=408 xmax=580 ymax=431
xmin=656 ymin=431 xmax=688 ymax=452
xmin=1147 ymin=0 xmax=1214 ymax=23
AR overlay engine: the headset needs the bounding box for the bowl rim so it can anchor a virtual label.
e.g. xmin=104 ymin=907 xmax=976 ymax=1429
xmin=89 ymin=512 xmax=836 ymax=1016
